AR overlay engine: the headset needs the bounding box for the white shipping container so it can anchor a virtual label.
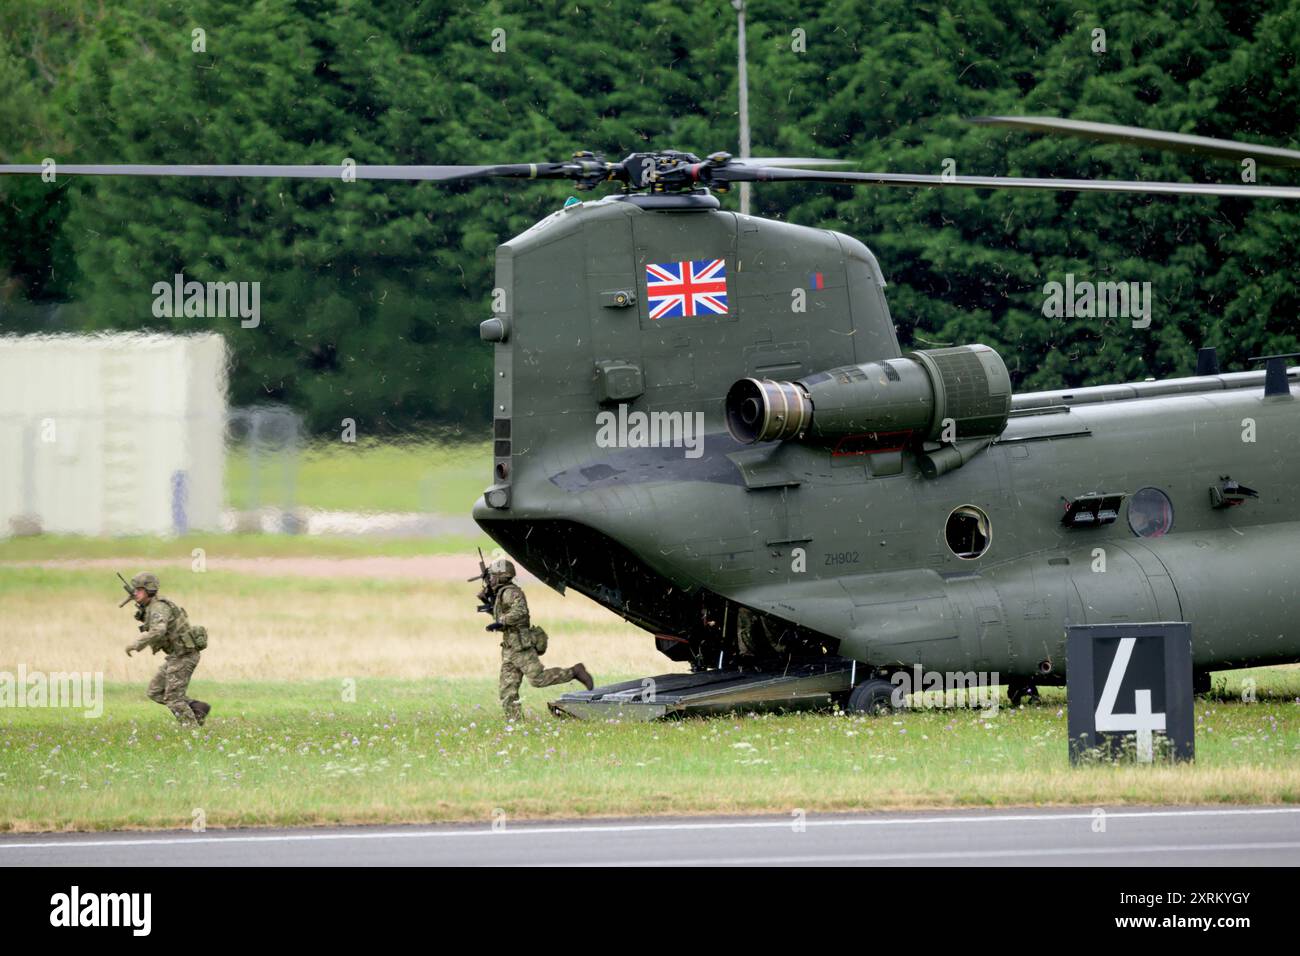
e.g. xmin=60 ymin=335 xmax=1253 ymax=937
xmin=0 ymin=333 xmax=227 ymax=536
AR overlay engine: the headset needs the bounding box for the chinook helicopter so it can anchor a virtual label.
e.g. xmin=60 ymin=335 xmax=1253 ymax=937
xmin=6 ymin=116 xmax=1300 ymax=717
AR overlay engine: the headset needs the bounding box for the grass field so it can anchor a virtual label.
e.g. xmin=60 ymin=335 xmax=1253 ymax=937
xmin=0 ymin=568 xmax=673 ymax=680
xmin=3 ymin=546 xmax=1300 ymax=832
xmin=0 ymin=532 xmax=492 ymax=562
xmin=226 ymin=439 xmax=490 ymax=514
xmin=0 ymin=438 xmax=495 ymax=561
xmin=3 ymin=677 xmax=1299 ymax=832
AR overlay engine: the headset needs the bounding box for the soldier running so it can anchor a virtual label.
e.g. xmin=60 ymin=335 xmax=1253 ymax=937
xmin=485 ymin=558 xmax=594 ymax=720
xmin=124 ymin=572 xmax=211 ymax=726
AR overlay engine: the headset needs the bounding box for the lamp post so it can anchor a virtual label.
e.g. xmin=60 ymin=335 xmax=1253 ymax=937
xmin=732 ymin=0 xmax=751 ymax=216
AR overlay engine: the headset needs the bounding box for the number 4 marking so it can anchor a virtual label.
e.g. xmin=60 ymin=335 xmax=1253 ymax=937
xmin=1095 ymin=637 xmax=1166 ymax=762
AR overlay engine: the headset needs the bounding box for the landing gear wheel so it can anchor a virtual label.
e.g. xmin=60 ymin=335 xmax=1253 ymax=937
xmin=847 ymin=678 xmax=903 ymax=715
xmin=1008 ymin=679 xmax=1041 ymax=707
xmin=1193 ymin=670 xmax=1212 ymax=696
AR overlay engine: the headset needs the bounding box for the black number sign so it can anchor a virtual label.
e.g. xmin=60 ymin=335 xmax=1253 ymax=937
xmin=1067 ymin=622 xmax=1195 ymax=763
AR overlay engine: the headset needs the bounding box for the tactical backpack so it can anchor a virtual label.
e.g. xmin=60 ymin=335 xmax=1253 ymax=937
xmin=524 ymin=625 xmax=549 ymax=655
xmin=157 ymin=597 xmax=208 ymax=652
xmin=495 ymin=584 xmax=545 ymax=653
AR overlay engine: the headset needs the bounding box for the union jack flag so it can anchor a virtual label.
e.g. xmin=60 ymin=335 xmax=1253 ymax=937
xmin=645 ymin=259 xmax=728 ymax=319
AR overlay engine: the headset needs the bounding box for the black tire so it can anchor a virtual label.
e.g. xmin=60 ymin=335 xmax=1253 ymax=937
xmin=847 ymin=678 xmax=903 ymax=715
xmin=1193 ymin=670 xmax=1212 ymax=696
xmin=1008 ymin=679 xmax=1041 ymax=707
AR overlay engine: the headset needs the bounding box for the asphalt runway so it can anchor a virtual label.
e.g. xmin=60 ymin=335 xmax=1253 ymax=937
xmin=3 ymin=806 xmax=1300 ymax=866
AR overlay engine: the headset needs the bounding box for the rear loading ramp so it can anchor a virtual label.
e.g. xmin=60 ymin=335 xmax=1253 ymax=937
xmin=549 ymin=660 xmax=856 ymax=721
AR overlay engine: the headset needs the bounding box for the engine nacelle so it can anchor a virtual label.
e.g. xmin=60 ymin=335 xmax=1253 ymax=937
xmin=725 ymin=344 xmax=1011 ymax=446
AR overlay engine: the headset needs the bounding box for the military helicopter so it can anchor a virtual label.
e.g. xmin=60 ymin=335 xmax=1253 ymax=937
xmin=6 ymin=116 xmax=1300 ymax=717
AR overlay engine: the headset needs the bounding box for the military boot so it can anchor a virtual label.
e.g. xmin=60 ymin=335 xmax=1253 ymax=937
xmin=572 ymin=663 xmax=595 ymax=691
xmin=189 ymin=700 xmax=211 ymax=725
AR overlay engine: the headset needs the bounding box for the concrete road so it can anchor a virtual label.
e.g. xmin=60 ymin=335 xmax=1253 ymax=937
xmin=3 ymin=806 xmax=1299 ymax=866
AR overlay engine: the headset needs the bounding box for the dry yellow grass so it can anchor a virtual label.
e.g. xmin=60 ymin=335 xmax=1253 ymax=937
xmin=3 ymin=573 xmax=686 ymax=682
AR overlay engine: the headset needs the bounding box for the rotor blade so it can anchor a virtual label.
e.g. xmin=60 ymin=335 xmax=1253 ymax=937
xmin=0 ymin=162 xmax=574 ymax=181
xmin=734 ymin=157 xmax=854 ymax=168
xmin=730 ymin=165 xmax=1300 ymax=199
xmin=970 ymin=116 xmax=1300 ymax=169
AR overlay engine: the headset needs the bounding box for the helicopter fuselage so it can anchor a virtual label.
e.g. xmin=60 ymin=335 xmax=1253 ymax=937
xmin=473 ymin=195 xmax=1300 ymax=680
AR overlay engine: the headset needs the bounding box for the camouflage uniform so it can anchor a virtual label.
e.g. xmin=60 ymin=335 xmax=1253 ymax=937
xmin=736 ymin=606 xmax=789 ymax=665
xmin=736 ymin=606 xmax=768 ymax=658
xmin=495 ymin=581 xmax=577 ymax=720
xmin=128 ymin=578 xmax=203 ymax=725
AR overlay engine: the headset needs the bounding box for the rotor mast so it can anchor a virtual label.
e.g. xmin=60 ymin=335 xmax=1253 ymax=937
xmin=733 ymin=0 xmax=751 ymax=216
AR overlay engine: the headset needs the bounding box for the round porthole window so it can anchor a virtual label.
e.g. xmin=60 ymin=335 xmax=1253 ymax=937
xmin=1128 ymin=487 xmax=1174 ymax=538
xmin=945 ymin=504 xmax=991 ymax=559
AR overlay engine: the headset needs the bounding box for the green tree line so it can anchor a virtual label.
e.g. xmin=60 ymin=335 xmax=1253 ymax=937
xmin=1 ymin=0 xmax=1297 ymax=434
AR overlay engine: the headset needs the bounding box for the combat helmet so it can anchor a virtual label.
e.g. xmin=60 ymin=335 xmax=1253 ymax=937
xmin=488 ymin=558 xmax=516 ymax=582
xmin=130 ymin=572 xmax=161 ymax=594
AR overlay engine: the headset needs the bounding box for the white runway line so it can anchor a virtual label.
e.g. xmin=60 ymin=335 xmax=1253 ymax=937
xmin=2 ymin=806 xmax=1299 ymax=852
xmin=561 ymin=841 xmax=1300 ymax=867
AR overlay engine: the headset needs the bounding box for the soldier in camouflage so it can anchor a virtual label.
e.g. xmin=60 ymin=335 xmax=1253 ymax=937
xmin=736 ymin=605 xmax=785 ymax=668
xmin=124 ymin=572 xmax=211 ymax=726
xmin=486 ymin=558 xmax=594 ymax=720
xmin=736 ymin=606 xmax=762 ymax=659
